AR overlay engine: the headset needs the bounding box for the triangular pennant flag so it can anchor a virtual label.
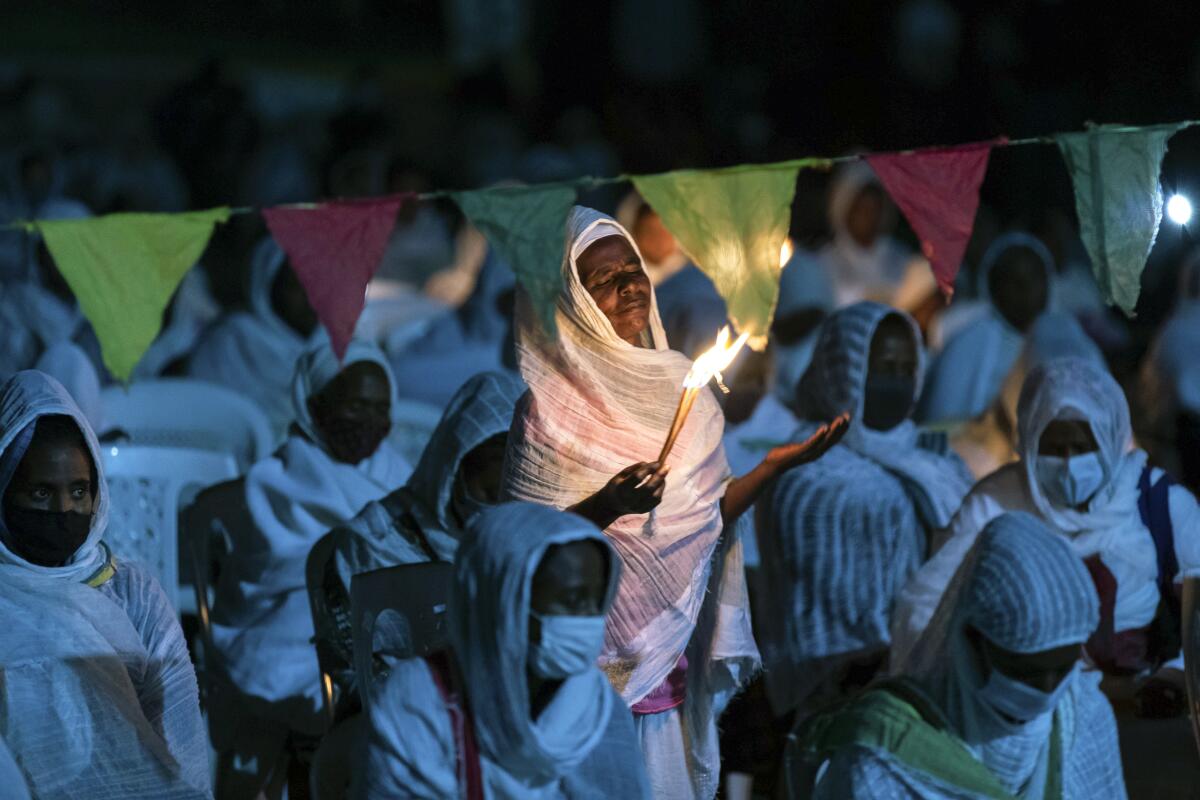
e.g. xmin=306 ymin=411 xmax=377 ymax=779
xmin=35 ymin=208 xmax=230 ymax=381
xmin=452 ymin=184 xmax=576 ymax=335
xmin=1056 ymin=123 xmax=1189 ymax=316
xmin=263 ymin=195 xmax=408 ymax=359
xmin=633 ymin=162 xmax=818 ymax=349
xmin=867 ymin=139 xmax=1001 ymax=297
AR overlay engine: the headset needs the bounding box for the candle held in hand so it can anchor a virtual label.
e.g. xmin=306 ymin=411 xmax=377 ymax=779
xmin=658 ymin=326 xmax=749 ymax=463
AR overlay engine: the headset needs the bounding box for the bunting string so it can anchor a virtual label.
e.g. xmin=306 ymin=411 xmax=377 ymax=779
xmin=6 ymin=119 xmax=1198 ymax=379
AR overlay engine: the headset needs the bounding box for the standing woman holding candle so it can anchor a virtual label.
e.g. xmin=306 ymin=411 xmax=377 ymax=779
xmin=503 ymin=205 xmax=846 ymax=799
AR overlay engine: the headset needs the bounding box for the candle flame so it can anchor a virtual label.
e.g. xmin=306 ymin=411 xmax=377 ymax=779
xmin=779 ymin=238 xmax=795 ymax=267
xmin=684 ymin=326 xmax=750 ymax=389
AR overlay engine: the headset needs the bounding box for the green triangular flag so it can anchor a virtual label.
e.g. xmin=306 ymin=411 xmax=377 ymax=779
xmin=633 ymin=160 xmax=821 ymax=347
xmin=452 ymin=185 xmax=576 ymax=335
xmin=35 ymin=207 xmax=231 ymax=381
xmin=1056 ymin=123 xmax=1188 ymax=316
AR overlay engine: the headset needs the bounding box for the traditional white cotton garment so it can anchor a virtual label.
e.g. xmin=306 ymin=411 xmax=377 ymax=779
xmin=356 ymin=502 xmax=651 ymax=799
xmin=756 ymin=303 xmax=972 ymax=714
xmin=817 ymin=161 xmax=911 ymax=309
xmin=209 ymin=339 xmax=411 ymax=732
xmin=815 ymin=512 xmax=1125 ymax=799
xmin=1137 ymin=300 xmax=1200 ymax=476
xmin=132 ymin=268 xmax=221 ymax=379
xmin=0 ymin=371 xmax=210 ymax=798
xmin=188 ymin=237 xmax=323 ymax=437
xmin=333 ymin=370 xmax=526 ymax=586
xmin=0 ymin=736 xmax=30 ymax=800
xmin=34 ymin=341 xmax=103 ymax=432
xmin=893 ymin=357 xmax=1200 ymax=669
xmin=503 ymin=206 xmax=758 ymax=799
xmin=386 ymin=248 xmax=519 ymax=407
xmin=918 ymin=233 xmax=1055 ymax=425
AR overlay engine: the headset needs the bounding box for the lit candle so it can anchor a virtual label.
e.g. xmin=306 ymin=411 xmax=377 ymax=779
xmin=658 ymin=326 xmax=749 ymax=463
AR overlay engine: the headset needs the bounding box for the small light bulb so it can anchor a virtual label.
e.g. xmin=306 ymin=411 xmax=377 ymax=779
xmin=1168 ymin=193 xmax=1192 ymax=225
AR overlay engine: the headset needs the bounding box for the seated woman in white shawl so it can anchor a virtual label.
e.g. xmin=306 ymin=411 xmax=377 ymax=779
xmin=189 ymin=237 xmax=321 ymax=437
xmin=918 ymin=233 xmax=1053 ymax=425
xmin=895 ymin=357 xmax=1200 ymax=719
xmin=317 ymin=370 xmax=525 ymax=707
xmin=799 ymin=512 xmax=1125 ymax=799
xmin=357 ymin=501 xmax=650 ymax=799
xmin=0 ymin=371 xmax=210 ymax=798
xmin=208 ymin=339 xmax=411 ymax=798
xmin=504 ymin=206 xmax=846 ymax=800
xmin=0 ymin=199 xmax=103 ymax=380
xmin=751 ymin=304 xmax=972 ymax=759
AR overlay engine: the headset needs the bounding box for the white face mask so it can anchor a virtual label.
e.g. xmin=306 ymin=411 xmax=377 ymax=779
xmin=1035 ymin=452 xmax=1105 ymax=508
xmin=976 ymin=663 xmax=1074 ymax=726
xmin=527 ymin=613 xmax=606 ymax=679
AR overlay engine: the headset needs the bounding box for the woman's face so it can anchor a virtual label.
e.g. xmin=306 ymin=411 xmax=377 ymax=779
xmin=459 ymin=433 xmax=508 ymax=505
xmin=528 ymin=540 xmax=607 ymax=643
xmin=968 ymin=626 xmax=1082 ymax=694
xmin=7 ymin=436 xmax=94 ymax=515
xmin=1037 ymin=419 xmax=1099 ymax=459
xmin=576 ymin=235 xmax=652 ymax=346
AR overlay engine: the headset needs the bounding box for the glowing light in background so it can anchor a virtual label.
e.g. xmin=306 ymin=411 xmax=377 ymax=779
xmin=780 ymin=238 xmax=795 ymax=267
xmin=1168 ymin=193 xmax=1193 ymax=225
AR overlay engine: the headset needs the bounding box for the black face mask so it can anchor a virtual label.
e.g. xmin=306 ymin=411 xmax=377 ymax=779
xmin=862 ymin=374 xmax=915 ymax=431
xmin=3 ymin=506 xmax=92 ymax=567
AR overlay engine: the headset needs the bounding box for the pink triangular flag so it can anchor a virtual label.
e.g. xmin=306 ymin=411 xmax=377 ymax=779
xmin=263 ymin=195 xmax=410 ymax=359
xmin=867 ymin=139 xmax=1003 ymax=297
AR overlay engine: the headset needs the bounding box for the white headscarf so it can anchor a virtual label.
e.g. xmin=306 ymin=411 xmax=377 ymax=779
xmin=819 ymin=161 xmax=908 ymax=307
xmin=900 ymin=512 xmax=1113 ymax=798
xmin=504 ymin=205 xmax=754 ymax=706
xmin=33 ymin=342 xmax=103 ymax=432
xmin=0 ymin=371 xmax=111 ymax=583
xmin=797 ymin=302 xmax=973 ymax=528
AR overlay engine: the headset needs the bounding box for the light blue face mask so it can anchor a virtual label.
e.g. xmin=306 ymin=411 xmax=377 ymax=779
xmin=1035 ymin=452 xmax=1105 ymax=508
xmin=528 ymin=613 xmax=607 ymax=679
xmin=977 ymin=663 xmax=1075 ymax=725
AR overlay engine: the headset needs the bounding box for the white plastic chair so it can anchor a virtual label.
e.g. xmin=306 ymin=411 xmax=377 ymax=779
xmin=389 ymin=399 xmax=443 ymax=466
xmin=99 ymin=379 xmax=274 ymax=470
xmin=101 ymin=443 xmax=239 ymax=613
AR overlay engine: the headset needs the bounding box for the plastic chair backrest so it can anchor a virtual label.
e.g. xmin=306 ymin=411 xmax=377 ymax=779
xmin=305 ymin=533 xmax=341 ymax=730
xmin=100 ymin=378 xmax=275 ymax=469
xmin=101 ymin=444 xmax=239 ymax=613
xmin=389 ymin=399 xmax=443 ymax=466
xmin=350 ymin=561 xmax=454 ymax=695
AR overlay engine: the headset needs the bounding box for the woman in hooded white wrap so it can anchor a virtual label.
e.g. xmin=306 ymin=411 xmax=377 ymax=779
xmin=356 ymin=501 xmax=651 ymax=799
xmin=318 ymin=370 xmax=525 ymax=704
xmin=189 ymin=237 xmax=322 ymax=437
xmin=918 ymin=233 xmax=1054 ymax=425
xmin=0 ymin=371 xmax=210 ymax=799
xmin=817 ymin=160 xmax=911 ymax=309
xmin=503 ymin=206 xmax=846 ymax=799
xmin=756 ymin=302 xmax=973 ymax=721
xmin=801 ymin=512 xmax=1125 ymax=799
xmin=208 ymin=339 xmax=411 ymax=797
xmin=894 ymin=358 xmax=1200 ymax=712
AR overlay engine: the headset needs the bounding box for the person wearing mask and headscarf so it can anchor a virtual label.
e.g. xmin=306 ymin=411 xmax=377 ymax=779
xmin=189 ymin=237 xmax=321 ymax=437
xmin=918 ymin=233 xmax=1053 ymax=425
xmin=797 ymin=512 xmax=1125 ymax=799
xmin=951 ymin=311 xmax=1104 ymax=481
xmin=751 ymin=304 xmax=972 ymax=756
xmin=0 ymin=198 xmax=103 ymax=379
xmin=356 ymin=502 xmax=651 ymax=799
xmin=317 ymin=370 xmax=526 ymax=706
xmin=895 ymin=358 xmax=1200 ymax=719
xmin=208 ymin=339 xmax=411 ymax=798
xmin=817 ymin=161 xmax=911 ymax=309
xmin=503 ymin=205 xmax=847 ymax=799
xmin=0 ymin=371 xmax=210 ymax=798
xmin=386 ymin=247 xmax=519 ymax=407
